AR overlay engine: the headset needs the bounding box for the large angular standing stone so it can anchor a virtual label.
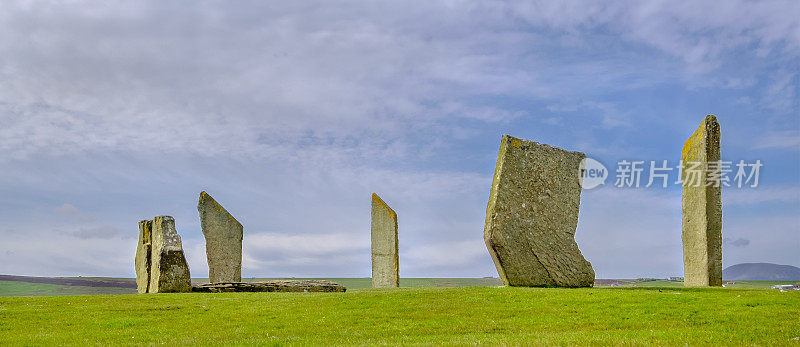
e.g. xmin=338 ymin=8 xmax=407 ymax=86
xmin=681 ymin=115 xmax=723 ymax=287
xmin=134 ymin=219 xmax=152 ymax=293
xmin=484 ymin=135 xmax=595 ymax=287
xmin=371 ymin=193 xmax=399 ymax=288
xmin=198 ymin=191 xmax=243 ymax=283
xmin=148 ymin=216 xmax=192 ymax=293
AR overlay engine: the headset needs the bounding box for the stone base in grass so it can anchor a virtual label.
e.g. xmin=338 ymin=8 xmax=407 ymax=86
xmin=192 ymin=280 xmax=346 ymax=293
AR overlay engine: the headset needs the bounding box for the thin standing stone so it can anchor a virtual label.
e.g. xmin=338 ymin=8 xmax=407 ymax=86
xmin=371 ymin=193 xmax=399 ymax=288
xmin=134 ymin=219 xmax=152 ymax=293
xmin=198 ymin=191 xmax=243 ymax=283
xmin=681 ymin=115 xmax=723 ymax=287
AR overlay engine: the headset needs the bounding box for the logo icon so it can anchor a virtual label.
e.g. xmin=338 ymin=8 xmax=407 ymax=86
xmin=579 ymin=157 xmax=608 ymax=190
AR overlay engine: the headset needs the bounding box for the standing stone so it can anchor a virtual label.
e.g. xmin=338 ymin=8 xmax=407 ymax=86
xmin=371 ymin=193 xmax=399 ymax=288
xmin=198 ymin=191 xmax=243 ymax=283
xmin=134 ymin=219 xmax=152 ymax=293
xmin=484 ymin=135 xmax=595 ymax=287
xmin=148 ymin=216 xmax=192 ymax=293
xmin=681 ymin=115 xmax=723 ymax=287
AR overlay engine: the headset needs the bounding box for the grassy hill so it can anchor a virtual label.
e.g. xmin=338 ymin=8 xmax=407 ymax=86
xmin=0 ymin=286 xmax=797 ymax=344
xmin=724 ymin=263 xmax=800 ymax=281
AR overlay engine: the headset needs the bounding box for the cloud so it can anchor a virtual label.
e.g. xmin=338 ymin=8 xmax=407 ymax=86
xmin=1 ymin=1 xmax=796 ymax=162
xmin=0 ymin=1 xmax=536 ymax=162
xmin=758 ymin=69 xmax=798 ymax=113
xmin=64 ymin=225 xmax=121 ymax=239
xmin=755 ymin=130 xmax=800 ymax=151
xmin=545 ymin=101 xmax=633 ymax=129
xmin=577 ymin=188 xmax=683 ymax=278
xmin=404 ymin=240 xmax=488 ymax=269
xmin=725 ymin=186 xmax=800 ymax=205
xmin=0 ymin=0 xmax=797 ymax=278
xmin=54 ymin=203 xmax=80 ymax=216
xmin=52 ymin=203 xmax=100 ymax=223
xmin=0 ymin=229 xmax=132 ymax=276
xmin=723 ymin=237 xmax=750 ymax=247
xmin=512 ymin=1 xmax=800 ymax=70
xmin=245 ymin=232 xmax=368 ymax=258
xmin=722 ymin=215 xmax=799 ymax=266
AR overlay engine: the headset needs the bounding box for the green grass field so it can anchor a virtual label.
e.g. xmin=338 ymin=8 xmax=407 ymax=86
xmin=0 ymin=277 xmax=506 ymax=297
xmin=242 ymin=277 xmax=504 ymax=289
xmin=0 ymin=281 xmax=135 ymax=296
xmin=0 ymin=277 xmax=794 ymax=296
xmin=630 ymin=279 xmax=798 ymax=289
xmin=0 ymin=286 xmax=798 ymax=345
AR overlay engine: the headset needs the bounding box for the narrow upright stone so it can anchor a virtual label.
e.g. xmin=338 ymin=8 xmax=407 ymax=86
xmin=371 ymin=193 xmax=399 ymax=288
xmin=134 ymin=219 xmax=152 ymax=293
xmin=198 ymin=191 xmax=243 ymax=283
xmin=681 ymin=115 xmax=723 ymax=287
xmin=484 ymin=135 xmax=595 ymax=287
xmin=148 ymin=216 xmax=192 ymax=293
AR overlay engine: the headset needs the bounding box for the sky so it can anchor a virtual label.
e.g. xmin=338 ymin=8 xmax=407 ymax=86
xmin=0 ymin=0 xmax=798 ymax=279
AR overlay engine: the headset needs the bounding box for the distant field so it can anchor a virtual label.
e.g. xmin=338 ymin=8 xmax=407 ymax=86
xmin=0 ymin=276 xmax=505 ymax=296
xmin=0 ymin=276 xmax=795 ymax=296
xmin=630 ymin=279 xmax=799 ymax=289
xmin=0 ymin=286 xmax=797 ymax=344
xmin=0 ymin=281 xmax=135 ymax=296
xmin=241 ymin=277 xmax=504 ymax=289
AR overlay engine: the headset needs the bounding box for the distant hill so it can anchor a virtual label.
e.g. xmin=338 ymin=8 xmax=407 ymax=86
xmin=723 ymin=263 xmax=800 ymax=281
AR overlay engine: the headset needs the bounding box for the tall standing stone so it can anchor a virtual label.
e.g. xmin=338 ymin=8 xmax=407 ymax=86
xmin=371 ymin=193 xmax=399 ymax=288
xmin=681 ymin=115 xmax=723 ymax=287
xmin=134 ymin=219 xmax=152 ymax=293
xmin=148 ymin=216 xmax=192 ymax=293
xmin=484 ymin=135 xmax=595 ymax=287
xmin=198 ymin=191 xmax=243 ymax=283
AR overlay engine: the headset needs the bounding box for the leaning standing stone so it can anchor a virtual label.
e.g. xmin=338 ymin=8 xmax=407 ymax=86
xmin=198 ymin=191 xmax=243 ymax=283
xmin=681 ymin=115 xmax=723 ymax=287
xmin=371 ymin=193 xmax=399 ymax=288
xmin=134 ymin=219 xmax=152 ymax=293
xmin=484 ymin=135 xmax=595 ymax=287
xmin=148 ymin=216 xmax=192 ymax=293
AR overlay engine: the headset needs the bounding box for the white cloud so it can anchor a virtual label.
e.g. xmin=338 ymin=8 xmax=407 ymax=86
xmin=577 ymin=188 xmax=684 ymax=278
xmin=246 ymin=232 xmax=368 ymax=256
xmin=54 ymin=203 xmax=80 ymax=216
xmin=404 ymin=240 xmax=488 ymax=268
xmin=725 ymin=185 xmax=800 ymax=205
xmin=0 ymin=229 xmax=133 ymax=276
xmin=755 ymin=130 xmax=800 ymax=151
xmin=63 ymin=225 xmax=121 ymax=239
xmin=2 ymin=1 xmax=796 ymax=162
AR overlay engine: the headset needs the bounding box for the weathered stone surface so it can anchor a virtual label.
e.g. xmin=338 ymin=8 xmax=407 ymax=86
xmin=198 ymin=191 xmax=243 ymax=283
xmin=371 ymin=193 xmax=399 ymax=288
xmin=681 ymin=115 xmax=723 ymax=287
xmin=134 ymin=219 xmax=152 ymax=293
xmin=484 ymin=135 xmax=595 ymax=287
xmin=148 ymin=216 xmax=192 ymax=293
xmin=192 ymin=280 xmax=346 ymax=293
